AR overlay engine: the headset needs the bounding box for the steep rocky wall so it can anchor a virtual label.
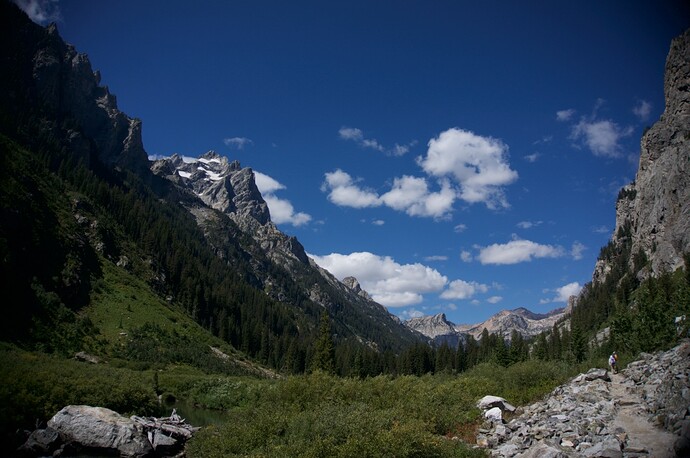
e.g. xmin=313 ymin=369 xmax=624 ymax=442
xmin=601 ymin=29 xmax=690 ymax=283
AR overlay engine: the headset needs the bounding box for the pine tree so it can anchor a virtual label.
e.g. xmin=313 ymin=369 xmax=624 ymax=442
xmin=311 ymin=313 xmax=335 ymax=374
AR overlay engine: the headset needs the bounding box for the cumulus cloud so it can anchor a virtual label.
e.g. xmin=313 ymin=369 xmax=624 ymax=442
xmin=571 ymin=242 xmax=586 ymax=260
xmin=570 ymin=119 xmax=633 ymax=158
xmin=556 ymin=109 xmax=576 ymax=121
xmin=309 ymin=251 xmax=448 ymax=307
xmin=254 ymin=171 xmax=311 ymax=226
xmin=632 ymin=100 xmax=652 ymax=121
xmin=321 ymin=170 xmax=456 ymax=218
xmin=418 ymin=128 xmax=518 ymax=209
xmin=477 ymin=238 xmax=564 ymax=265
xmin=321 ymin=169 xmax=381 ymax=208
xmin=440 ymin=280 xmax=488 ymax=300
xmin=487 ymin=296 xmax=503 ymax=304
xmin=460 ymin=250 xmax=473 ymax=263
xmin=12 ymin=0 xmax=61 ymax=24
xmin=372 ymin=219 xmax=385 ymax=226
xmin=223 ymin=137 xmax=254 ymax=150
xmin=380 ymin=176 xmax=456 ymax=218
xmin=540 ymin=282 xmax=582 ymax=304
xmin=339 ymin=126 xmax=414 ymax=156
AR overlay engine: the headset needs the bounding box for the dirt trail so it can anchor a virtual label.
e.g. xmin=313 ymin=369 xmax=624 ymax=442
xmin=610 ymin=372 xmax=677 ymax=457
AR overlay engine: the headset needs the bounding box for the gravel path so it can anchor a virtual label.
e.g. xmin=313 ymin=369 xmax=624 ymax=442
xmin=610 ymin=372 xmax=677 ymax=457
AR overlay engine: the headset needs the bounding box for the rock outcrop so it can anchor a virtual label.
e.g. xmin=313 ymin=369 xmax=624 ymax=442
xmin=595 ymin=28 xmax=690 ymax=284
xmin=477 ymin=340 xmax=690 ymax=457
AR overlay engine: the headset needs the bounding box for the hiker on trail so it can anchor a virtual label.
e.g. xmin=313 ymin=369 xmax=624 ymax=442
xmin=609 ymin=351 xmax=618 ymax=374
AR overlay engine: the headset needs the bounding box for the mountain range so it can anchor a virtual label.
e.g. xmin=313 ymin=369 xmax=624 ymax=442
xmin=1 ymin=0 xmax=688 ymax=378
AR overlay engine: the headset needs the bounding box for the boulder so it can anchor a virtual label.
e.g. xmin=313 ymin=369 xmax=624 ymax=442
xmin=485 ymin=407 xmax=503 ymax=422
xmin=477 ymin=395 xmax=516 ymax=413
xmin=48 ymin=405 xmax=153 ymax=457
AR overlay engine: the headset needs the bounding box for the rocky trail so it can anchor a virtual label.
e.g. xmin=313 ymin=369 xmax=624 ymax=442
xmin=610 ymin=372 xmax=676 ymax=457
xmin=477 ymin=340 xmax=690 ymax=457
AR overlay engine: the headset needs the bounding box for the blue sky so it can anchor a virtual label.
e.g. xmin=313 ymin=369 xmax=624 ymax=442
xmin=18 ymin=0 xmax=689 ymax=324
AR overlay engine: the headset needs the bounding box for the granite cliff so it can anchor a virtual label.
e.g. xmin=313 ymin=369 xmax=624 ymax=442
xmin=593 ymin=29 xmax=690 ymax=285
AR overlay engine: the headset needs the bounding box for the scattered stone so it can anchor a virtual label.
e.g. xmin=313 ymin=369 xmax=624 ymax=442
xmin=478 ymin=340 xmax=690 ymax=457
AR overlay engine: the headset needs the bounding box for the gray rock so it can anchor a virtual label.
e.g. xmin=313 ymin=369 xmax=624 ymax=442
xmin=478 ymin=395 xmax=517 ymax=413
xmin=516 ymin=441 xmax=567 ymax=458
xmin=48 ymin=405 xmax=153 ymax=457
xmin=17 ymin=427 xmax=60 ymax=456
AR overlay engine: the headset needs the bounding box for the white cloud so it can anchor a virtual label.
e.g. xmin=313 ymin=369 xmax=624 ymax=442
xmin=487 ymin=296 xmax=503 ymax=304
xmin=372 ymin=219 xmax=385 ymax=226
xmin=321 ymin=169 xmax=381 ymax=208
xmin=255 ymin=171 xmax=311 ymax=226
xmin=632 ymin=100 xmax=651 ymax=121
xmin=309 ymin=251 xmax=448 ymax=307
xmin=516 ymin=220 xmax=542 ymax=229
xmin=440 ymin=279 xmax=488 ymax=300
xmin=401 ymin=309 xmax=425 ymax=319
xmin=524 ymin=153 xmax=540 ymax=163
xmin=571 ymin=242 xmax=586 ymax=260
xmin=460 ymin=250 xmax=473 ymax=263
xmin=339 ymin=126 xmax=414 ymax=156
xmin=592 ymin=225 xmax=610 ymax=234
xmin=454 ymin=224 xmax=467 ymax=233
xmin=424 ymin=255 xmax=448 ymax=262
xmin=418 ymin=128 xmax=518 ymax=209
xmin=12 ymin=0 xmax=61 ymax=24
xmin=254 ymin=171 xmax=285 ymax=194
xmin=338 ymin=127 xmax=364 ymax=141
xmin=380 ymin=176 xmax=456 ymax=218
xmin=223 ymin=137 xmax=254 ymax=150
xmin=570 ymin=119 xmax=633 ymax=158
xmin=540 ymin=282 xmax=582 ymax=304
xmin=321 ymin=170 xmax=455 ymax=218
xmin=556 ymin=109 xmax=576 ymax=121
xmin=478 ymin=238 xmax=564 ymax=265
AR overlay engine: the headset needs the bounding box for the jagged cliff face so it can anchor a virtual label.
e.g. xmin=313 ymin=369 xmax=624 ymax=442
xmin=0 ymin=4 xmax=149 ymax=174
xmin=599 ymin=29 xmax=690 ymax=283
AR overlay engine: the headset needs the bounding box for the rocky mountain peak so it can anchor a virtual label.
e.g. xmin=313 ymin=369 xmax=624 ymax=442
xmin=151 ymin=153 xmax=271 ymax=227
xmin=405 ymin=313 xmax=457 ymax=339
xmin=342 ymin=276 xmax=372 ymax=300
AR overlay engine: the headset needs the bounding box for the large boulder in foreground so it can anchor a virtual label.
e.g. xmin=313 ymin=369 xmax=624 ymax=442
xmin=48 ymin=405 xmax=153 ymax=457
